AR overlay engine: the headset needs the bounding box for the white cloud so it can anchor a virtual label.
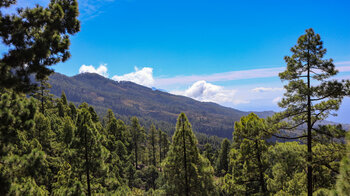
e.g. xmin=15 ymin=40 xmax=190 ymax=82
xmin=79 ymin=64 xmax=108 ymax=77
xmin=155 ymin=67 xmax=285 ymax=87
xmin=112 ymin=67 xmax=155 ymax=87
xmin=338 ymin=66 xmax=350 ymax=72
xmin=171 ymin=80 xmax=249 ymax=105
xmin=335 ymin=61 xmax=350 ymax=66
xmin=155 ymin=64 xmax=350 ymax=88
xmin=252 ymin=87 xmax=284 ymax=93
xmin=272 ymin=96 xmax=282 ymax=104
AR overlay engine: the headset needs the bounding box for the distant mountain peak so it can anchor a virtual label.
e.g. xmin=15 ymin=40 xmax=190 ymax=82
xmin=49 ymin=72 xmax=275 ymax=138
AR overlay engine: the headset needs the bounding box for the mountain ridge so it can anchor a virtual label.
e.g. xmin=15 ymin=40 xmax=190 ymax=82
xmin=48 ymin=72 xmax=275 ymax=138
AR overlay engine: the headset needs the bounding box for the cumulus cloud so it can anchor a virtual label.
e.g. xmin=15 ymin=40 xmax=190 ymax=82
xmin=171 ymin=80 xmax=249 ymax=105
xmin=112 ymin=67 xmax=155 ymax=87
xmin=79 ymin=64 xmax=108 ymax=77
xmin=252 ymin=87 xmax=284 ymax=93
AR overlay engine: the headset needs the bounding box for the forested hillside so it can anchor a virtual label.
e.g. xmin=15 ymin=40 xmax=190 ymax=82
xmin=48 ymin=72 xmax=274 ymax=138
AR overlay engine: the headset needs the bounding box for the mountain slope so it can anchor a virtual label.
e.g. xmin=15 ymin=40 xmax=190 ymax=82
xmin=48 ymin=72 xmax=274 ymax=138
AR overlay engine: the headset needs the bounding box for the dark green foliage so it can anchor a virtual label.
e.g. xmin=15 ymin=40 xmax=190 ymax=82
xmin=158 ymin=128 xmax=170 ymax=164
xmin=30 ymin=77 xmax=53 ymax=114
xmin=149 ymin=124 xmax=157 ymax=167
xmin=266 ymin=142 xmax=307 ymax=195
xmin=130 ymin=116 xmax=146 ymax=169
xmin=143 ymin=165 xmax=159 ymax=190
xmin=216 ymin=138 xmax=230 ymax=176
xmin=61 ymin=91 xmax=68 ymax=106
xmin=0 ymin=0 xmax=80 ymax=92
xmin=224 ymin=113 xmax=270 ymax=195
xmin=68 ymin=102 xmax=78 ymax=121
xmin=1 ymin=86 xmax=348 ymax=195
xmin=336 ymin=132 xmax=350 ymax=195
xmin=203 ymin=143 xmax=215 ymax=166
xmin=162 ymin=113 xmax=216 ymax=196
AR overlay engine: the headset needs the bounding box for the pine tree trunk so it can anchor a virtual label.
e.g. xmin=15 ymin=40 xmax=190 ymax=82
xmin=307 ymin=49 xmax=313 ymax=196
xmin=159 ymin=134 xmax=162 ymax=165
xmin=182 ymin=119 xmax=189 ymax=196
xmin=255 ymin=140 xmax=267 ymax=194
xmin=152 ymin=138 xmax=156 ymax=166
xmin=85 ymin=129 xmax=91 ymax=196
xmin=40 ymin=81 xmax=44 ymax=114
xmin=135 ymin=139 xmax=138 ymax=170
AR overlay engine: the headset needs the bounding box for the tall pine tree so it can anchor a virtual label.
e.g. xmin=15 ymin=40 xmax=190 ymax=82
xmin=272 ymin=28 xmax=350 ymax=195
xmin=162 ymin=113 xmax=216 ymax=196
xmin=130 ymin=116 xmax=145 ymax=170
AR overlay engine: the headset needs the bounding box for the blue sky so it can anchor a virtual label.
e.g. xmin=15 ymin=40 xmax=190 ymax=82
xmin=2 ymin=0 xmax=350 ymax=123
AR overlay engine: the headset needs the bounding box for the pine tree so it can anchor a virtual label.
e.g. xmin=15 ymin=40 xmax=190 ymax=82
xmin=158 ymin=128 xmax=169 ymax=164
xmin=130 ymin=116 xmax=145 ymax=170
xmin=272 ymin=28 xmax=350 ymax=195
xmin=162 ymin=113 xmax=216 ymax=196
xmin=33 ymin=113 xmax=52 ymax=150
xmin=61 ymin=91 xmax=68 ymax=106
xmin=57 ymin=92 xmax=69 ymax=118
xmin=62 ymin=117 xmax=75 ymax=147
xmin=68 ymin=103 xmax=78 ymax=122
xmin=225 ymin=113 xmax=269 ymax=195
xmin=0 ymin=0 xmax=80 ymax=92
xmin=149 ymin=124 xmax=157 ymax=167
xmin=216 ymin=138 xmax=230 ymax=176
xmin=70 ymin=107 xmax=104 ymax=195
xmin=203 ymin=143 xmax=215 ymax=166
xmin=31 ymin=77 xmax=53 ymax=114
xmin=104 ymin=109 xmax=115 ymax=127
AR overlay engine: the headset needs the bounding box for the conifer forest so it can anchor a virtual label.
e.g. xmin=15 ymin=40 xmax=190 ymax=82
xmin=1 ymin=0 xmax=350 ymax=195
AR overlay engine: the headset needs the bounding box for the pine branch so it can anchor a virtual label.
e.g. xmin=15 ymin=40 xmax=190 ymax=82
xmin=271 ymin=133 xmax=307 ymax=140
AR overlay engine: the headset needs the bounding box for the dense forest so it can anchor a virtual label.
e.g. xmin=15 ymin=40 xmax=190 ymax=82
xmin=1 ymin=0 xmax=350 ymax=195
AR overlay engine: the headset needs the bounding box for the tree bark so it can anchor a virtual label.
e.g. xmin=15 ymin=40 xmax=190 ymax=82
xmin=84 ymin=128 xmax=91 ymax=196
xmin=40 ymin=81 xmax=44 ymax=114
xmin=255 ymin=140 xmax=267 ymax=194
xmin=307 ymin=47 xmax=313 ymax=196
xmin=135 ymin=138 xmax=138 ymax=170
xmin=182 ymin=117 xmax=189 ymax=196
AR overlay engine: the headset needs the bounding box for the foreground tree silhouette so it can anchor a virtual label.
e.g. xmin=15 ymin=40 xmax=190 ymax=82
xmin=162 ymin=113 xmax=216 ymax=196
xmin=272 ymin=28 xmax=350 ymax=195
xmin=0 ymin=0 xmax=80 ymax=93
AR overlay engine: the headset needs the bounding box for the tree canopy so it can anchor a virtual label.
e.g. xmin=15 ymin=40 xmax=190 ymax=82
xmin=0 ymin=0 xmax=80 ymax=92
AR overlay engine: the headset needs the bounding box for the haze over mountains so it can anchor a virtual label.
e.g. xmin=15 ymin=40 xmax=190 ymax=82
xmin=48 ymin=72 xmax=274 ymax=138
